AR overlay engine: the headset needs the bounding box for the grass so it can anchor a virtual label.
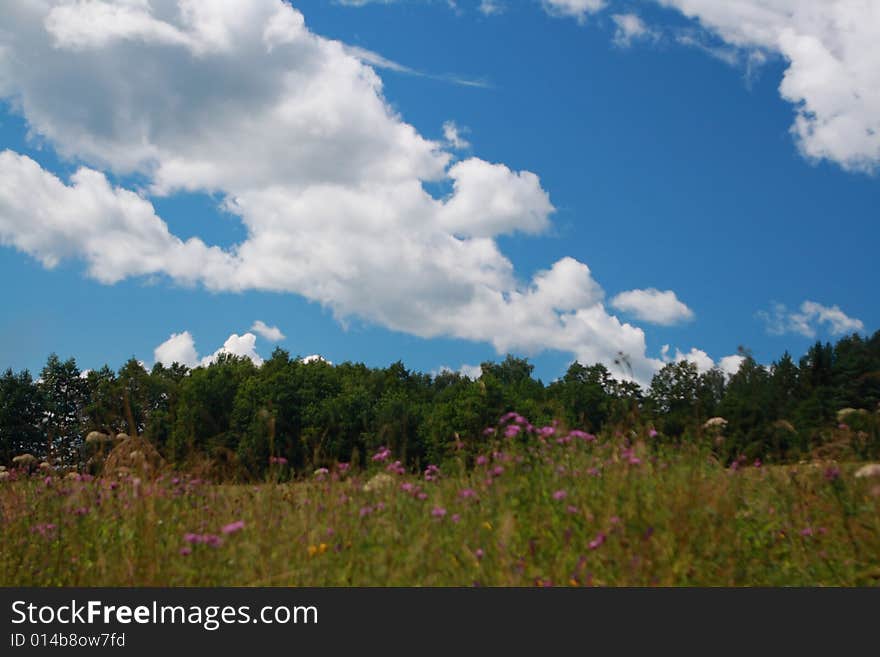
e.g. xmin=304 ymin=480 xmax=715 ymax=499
xmin=2 ymin=417 xmax=879 ymax=586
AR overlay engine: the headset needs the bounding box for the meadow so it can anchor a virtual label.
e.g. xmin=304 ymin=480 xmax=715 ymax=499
xmin=2 ymin=414 xmax=879 ymax=587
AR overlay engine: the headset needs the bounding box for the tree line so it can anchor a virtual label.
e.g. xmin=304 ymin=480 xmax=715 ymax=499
xmin=1 ymin=330 xmax=879 ymax=478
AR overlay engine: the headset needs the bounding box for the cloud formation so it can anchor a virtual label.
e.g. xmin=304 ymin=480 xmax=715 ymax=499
xmin=610 ymin=288 xmax=695 ymax=326
xmin=656 ymin=0 xmax=880 ymax=172
xmin=251 ymin=320 xmax=286 ymax=342
xmin=0 ymin=1 xmax=708 ymax=386
xmin=758 ymin=301 xmax=865 ymax=338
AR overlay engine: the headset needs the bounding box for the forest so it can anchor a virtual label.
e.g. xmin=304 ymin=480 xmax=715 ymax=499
xmin=2 ymin=330 xmax=879 ymax=480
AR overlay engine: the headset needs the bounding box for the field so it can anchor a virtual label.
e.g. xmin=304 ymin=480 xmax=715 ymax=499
xmin=2 ymin=416 xmax=879 ymax=587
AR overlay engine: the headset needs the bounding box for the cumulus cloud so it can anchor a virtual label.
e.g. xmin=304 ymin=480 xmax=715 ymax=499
xmin=479 ymin=1 xmax=504 ymax=15
xmin=660 ymin=344 xmax=744 ymax=377
xmin=154 ymin=330 xmax=264 ymax=368
xmin=611 ymin=13 xmax=658 ymax=47
xmin=758 ymin=300 xmax=864 ymax=338
xmin=154 ymin=331 xmax=200 ymax=368
xmin=436 ymin=363 xmax=483 ymax=379
xmin=0 ymin=0 xmax=697 ymax=387
xmin=301 ymin=354 xmax=332 ymax=365
xmin=201 ymin=333 xmax=263 ymax=367
xmin=610 ymin=288 xmax=694 ymax=326
xmin=655 ymin=0 xmax=880 ymax=172
xmin=251 ymin=320 xmax=285 ymax=342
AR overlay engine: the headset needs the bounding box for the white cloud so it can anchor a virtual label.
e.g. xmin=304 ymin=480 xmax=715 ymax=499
xmin=0 ymin=1 xmax=699 ymax=387
xmin=154 ymin=331 xmax=200 ymax=368
xmin=201 ymin=333 xmax=263 ymax=367
xmin=656 ymin=0 xmax=880 ymax=172
xmin=758 ymin=300 xmax=864 ymax=338
xmin=251 ymin=320 xmax=285 ymax=342
xmin=443 ymin=121 xmax=471 ymax=150
xmin=301 ymin=354 xmax=332 ymax=365
xmin=610 ymin=288 xmax=694 ymax=325
xmin=611 ymin=13 xmax=658 ymax=47
xmin=154 ymin=330 xmax=264 ymax=368
xmin=542 ymin=0 xmax=606 ymax=22
xmin=718 ymin=354 xmax=745 ymax=377
xmin=661 ymin=344 xmax=744 ymax=377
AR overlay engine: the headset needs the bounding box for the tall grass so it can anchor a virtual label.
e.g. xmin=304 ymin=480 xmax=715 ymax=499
xmin=2 ymin=416 xmax=879 ymax=586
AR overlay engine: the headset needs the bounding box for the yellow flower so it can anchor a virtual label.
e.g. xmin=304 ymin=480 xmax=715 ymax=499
xmin=482 ymin=521 xmax=493 ymax=530
xmin=308 ymin=543 xmax=329 ymax=557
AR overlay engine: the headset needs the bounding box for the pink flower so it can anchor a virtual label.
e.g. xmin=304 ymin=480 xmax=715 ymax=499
xmin=504 ymin=424 xmax=521 ymax=439
xmin=552 ymin=489 xmax=567 ymax=501
xmin=491 ymin=466 xmax=504 ymax=477
xmin=648 ymin=428 xmax=659 ymax=438
xmin=475 ymin=455 xmax=488 ymax=466
xmin=567 ymin=505 xmax=579 ymax=514
xmin=451 ymin=514 xmax=461 ymax=523
xmin=431 ymin=506 xmax=447 ymax=518
xmin=386 ymin=460 xmax=406 ymax=475
xmin=372 ymin=446 xmax=391 ymax=462
xmin=474 ymin=548 xmax=485 ymax=560
xmin=179 ymin=547 xmax=192 ymax=556
xmin=269 ymin=456 xmax=288 ymax=465
xmin=401 ymin=482 xmax=415 ymax=493
xmin=221 ymin=520 xmax=245 ymax=535
xmin=588 ymin=532 xmax=606 ymax=550
xmin=459 ymin=488 xmax=478 ymax=499
xmin=359 ymin=506 xmax=373 ymax=517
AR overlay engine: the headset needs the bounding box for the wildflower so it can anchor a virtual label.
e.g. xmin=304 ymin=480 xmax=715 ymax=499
xmin=416 ymin=492 xmax=429 ymax=500
xmin=474 ymin=548 xmax=485 ymax=560
xmin=371 ymin=446 xmax=391 ymax=462
xmin=451 ymin=513 xmax=461 ymax=523
xmin=400 ymin=482 xmax=415 ymax=493
xmin=337 ymin=462 xmax=350 ymax=473
xmin=482 ymin=427 xmax=496 ymax=436
xmin=179 ymin=547 xmax=192 ymax=556
xmin=569 ymin=430 xmax=596 ymax=442
xmin=504 ymin=424 xmax=521 ymax=439
xmin=431 ymin=506 xmax=447 ymax=518
xmin=475 ymin=455 xmax=488 ymax=466
xmin=538 ymin=426 xmax=556 ymax=438
xmin=313 ymin=467 xmax=329 ymax=479
xmin=459 ymin=488 xmax=478 ymax=500
xmin=491 ymin=465 xmax=504 ymax=478
xmin=184 ymin=533 xmax=201 ymax=544
xmin=838 ymin=423 xmax=849 ymax=431
xmin=221 ymin=520 xmax=245 ymax=535
xmin=824 ymin=465 xmax=841 ymax=482
xmin=269 ymin=456 xmax=289 ymax=465
xmin=386 ymin=460 xmax=406 ymax=475
xmin=552 ymin=489 xmax=567 ymax=501
xmin=587 ymin=467 xmax=600 ymax=477
xmin=648 ymin=428 xmax=659 ymax=438
xmin=359 ymin=506 xmax=373 ymax=518
xmin=308 ymin=543 xmax=329 ymax=557
xmin=567 ymin=505 xmax=579 ymax=514
xmin=753 ymin=459 xmax=762 ymax=468
xmin=799 ymin=527 xmax=814 ymax=537
xmin=424 ymin=464 xmax=441 ymax=481
xmin=376 ymin=502 xmax=386 ymax=512
xmin=204 ymin=534 xmax=222 ymax=548
xmin=588 ymin=533 xmax=606 ymax=550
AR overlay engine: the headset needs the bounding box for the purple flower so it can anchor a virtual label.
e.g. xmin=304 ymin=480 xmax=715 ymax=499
xmin=221 ymin=520 xmax=245 ymax=535
xmin=504 ymin=424 xmax=521 ymax=439
xmin=431 ymin=506 xmax=447 ymax=518
xmin=372 ymin=446 xmax=391 ymax=462
xmin=482 ymin=427 xmax=496 ymax=436
xmin=491 ymin=465 xmax=504 ymax=477
xmin=538 ymin=426 xmax=556 ymax=438
xmin=552 ymin=489 xmax=567 ymax=501
xmin=459 ymin=488 xmax=478 ymax=499
xmin=474 ymin=548 xmax=485 ymax=560
xmin=451 ymin=514 xmax=461 ymax=523
xmin=359 ymin=506 xmax=373 ymax=517
xmin=800 ymin=527 xmax=814 ymax=537
xmin=566 ymin=505 xmax=579 ymax=514
xmin=475 ymin=455 xmax=488 ymax=466
xmin=269 ymin=456 xmax=288 ymax=465
xmin=386 ymin=460 xmax=406 ymax=475
xmin=179 ymin=547 xmax=192 ymax=556
xmin=824 ymin=465 xmax=841 ymax=481
xmin=648 ymin=428 xmax=659 ymax=438
xmin=184 ymin=532 xmax=201 ymax=544
xmin=588 ymin=532 xmax=606 ymax=550
xmin=416 ymin=492 xmax=428 ymax=500
xmin=400 ymin=482 xmax=415 ymax=493
xmin=753 ymin=459 xmax=762 ymax=468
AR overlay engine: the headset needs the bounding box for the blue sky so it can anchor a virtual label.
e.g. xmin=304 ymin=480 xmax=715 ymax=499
xmin=0 ymin=0 xmax=877 ymax=385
